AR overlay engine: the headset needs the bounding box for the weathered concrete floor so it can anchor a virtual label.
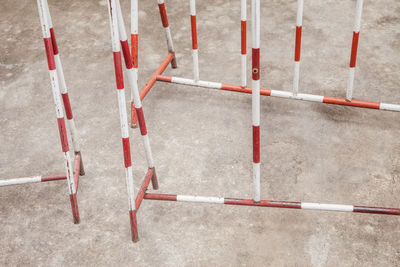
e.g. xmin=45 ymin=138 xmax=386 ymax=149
xmin=1 ymin=0 xmax=400 ymax=266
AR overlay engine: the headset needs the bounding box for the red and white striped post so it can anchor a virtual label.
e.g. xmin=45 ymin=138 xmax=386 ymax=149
xmin=346 ymin=0 xmax=363 ymax=101
xmin=251 ymin=0 xmax=260 ymax=202
xmin=106 ymin=0 xmax=139 ymax=242
xmin=157 ymin=0 xmax=177 ymax=69
xmin=116 ymin=0 xmax=158 ymax=189
xmin=293 ymin=0 xmax=303 ymax=96
xmin=36 ymin=0 xmax=79 ymax=223
xmin=190 ymin=0 xmax=199 ymax=82
xmin=43 ymin=0 xmax=84 ymax=175
xmin=130 ymin=0 xmax=139 ymax=128
xmin=241 ymin=0 xmax=247 ymax=87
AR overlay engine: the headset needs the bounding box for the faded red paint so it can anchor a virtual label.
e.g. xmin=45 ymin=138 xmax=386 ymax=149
xmin=122 ymin=137 xmax=132 ymax=168
xmin=252 ymin=126 xmax=260 ymax=163
xmin=144 ymin=193 xmax=177 ymax=201
xmin=131 ymin=34 xmax=138 ymax=68
xmin=252 ymin=48 xmax=260 ymax=80
xmin=135 ymin=107 xmax=147 ymax=135
xmin=120 ymin=40 xmax=133 ymax=69
xmin=49 ymin=28 xmax=59 ymax=55
xmin=44 ymin=37 xmax=56 ymax=70
xmin=354 ymin=206 xmax=400 ymax=215
xmin=41 ymin=174 xmax=66 ymax=182
xmin=113 ymin=51 xmax=124 ymax=89
xmin=129 ymin=210 xmax=139 ymax=242
xmin=61 ymin=93 xmax=73 ymax=120
xmin=158 ymin=3 xmax=169 ymax=27
xmin=57 ymin=117 xmax=69 ymax=152
xmin=135 ymin=169 xmax=154 ymax=210
xmin=323 ymin=96 xmax=380 ymax=109
xmin=69 ymin=193 xmax=80 ymax=224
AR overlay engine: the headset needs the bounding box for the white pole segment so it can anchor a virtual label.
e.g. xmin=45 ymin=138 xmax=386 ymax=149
xmin=177 ymin=195 xmax=225 ymax=204
xmin=301 ymin=203 xmax=354 ymax=212
xmin=0 ymin=176 xmax=42 ymax=187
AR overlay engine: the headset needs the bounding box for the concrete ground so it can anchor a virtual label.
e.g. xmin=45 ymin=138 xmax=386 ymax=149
xmin=1 ymin=0 xmax=400 ymax=266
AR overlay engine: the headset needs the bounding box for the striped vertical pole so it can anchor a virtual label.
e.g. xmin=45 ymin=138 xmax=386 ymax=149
xmin=130 ymin=0 xmax=139 ymax=128
xmin=36 ymin=0 xmax=79 ymax=223
xmin=293 ymin=0 xmax=303 ymax=96
xmin=106 ymin=0 xmax=139 ymax=242
xmin=190 ymin=0 xmax=199 ymax=82
xmin=116 ymin=0 xmax=158 ymax=189
xmin=43 ymin=0 xmax=84 ymax=175
xmin=251 ymin=0 xmax=260 ymax=202
xmin=157 ymin=0 xmax=177 ymax=68
xmin=346 ymin=0 xmax=363 ymax=101
xmin=241 ymin=0 xmax=247 ymax=87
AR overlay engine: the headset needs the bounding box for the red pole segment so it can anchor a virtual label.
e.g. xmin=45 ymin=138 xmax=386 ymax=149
xmin=144 ymin=193 xmax=400 ymax=216
xmin=156 ymin=75 xmax=400 ymax=112
xmin=107 ymin=0 xmax=138 ymax=242
xmin=37 ymin=0 xmax=78 ymax=224
xmin=157 ymin=0 xmax=177 ymax=68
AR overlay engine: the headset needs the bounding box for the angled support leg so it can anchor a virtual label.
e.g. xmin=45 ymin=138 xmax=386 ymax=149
xmin=43 ymin=0 xmax=85 ymax=176
xmin=37 ymin=0 xmax=79 ymax=224
xmin=116 ymin=0 xmax=159 ymax=190
xmin=107 ymin=0 xmax=139 ymax=242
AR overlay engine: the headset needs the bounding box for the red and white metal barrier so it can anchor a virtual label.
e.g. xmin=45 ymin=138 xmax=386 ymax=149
xmin=109 ymin=0 xmax=400 ymax=242
xmin=0 ymin=0 xmax=85 ymax=224
xmin=144 ymin=193 xmax=400 ymax=216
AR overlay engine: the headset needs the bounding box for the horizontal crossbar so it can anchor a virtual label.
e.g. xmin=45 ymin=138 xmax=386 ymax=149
xmin=0 ymin=174 xmax=66 ymax=187
xmin=0 ymin=153 xmax=82 ymax=188
xmin=144 ymin=193 xmax=400 ymax=216
xmin=156 ymin=75 xmax=400 ymax=112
